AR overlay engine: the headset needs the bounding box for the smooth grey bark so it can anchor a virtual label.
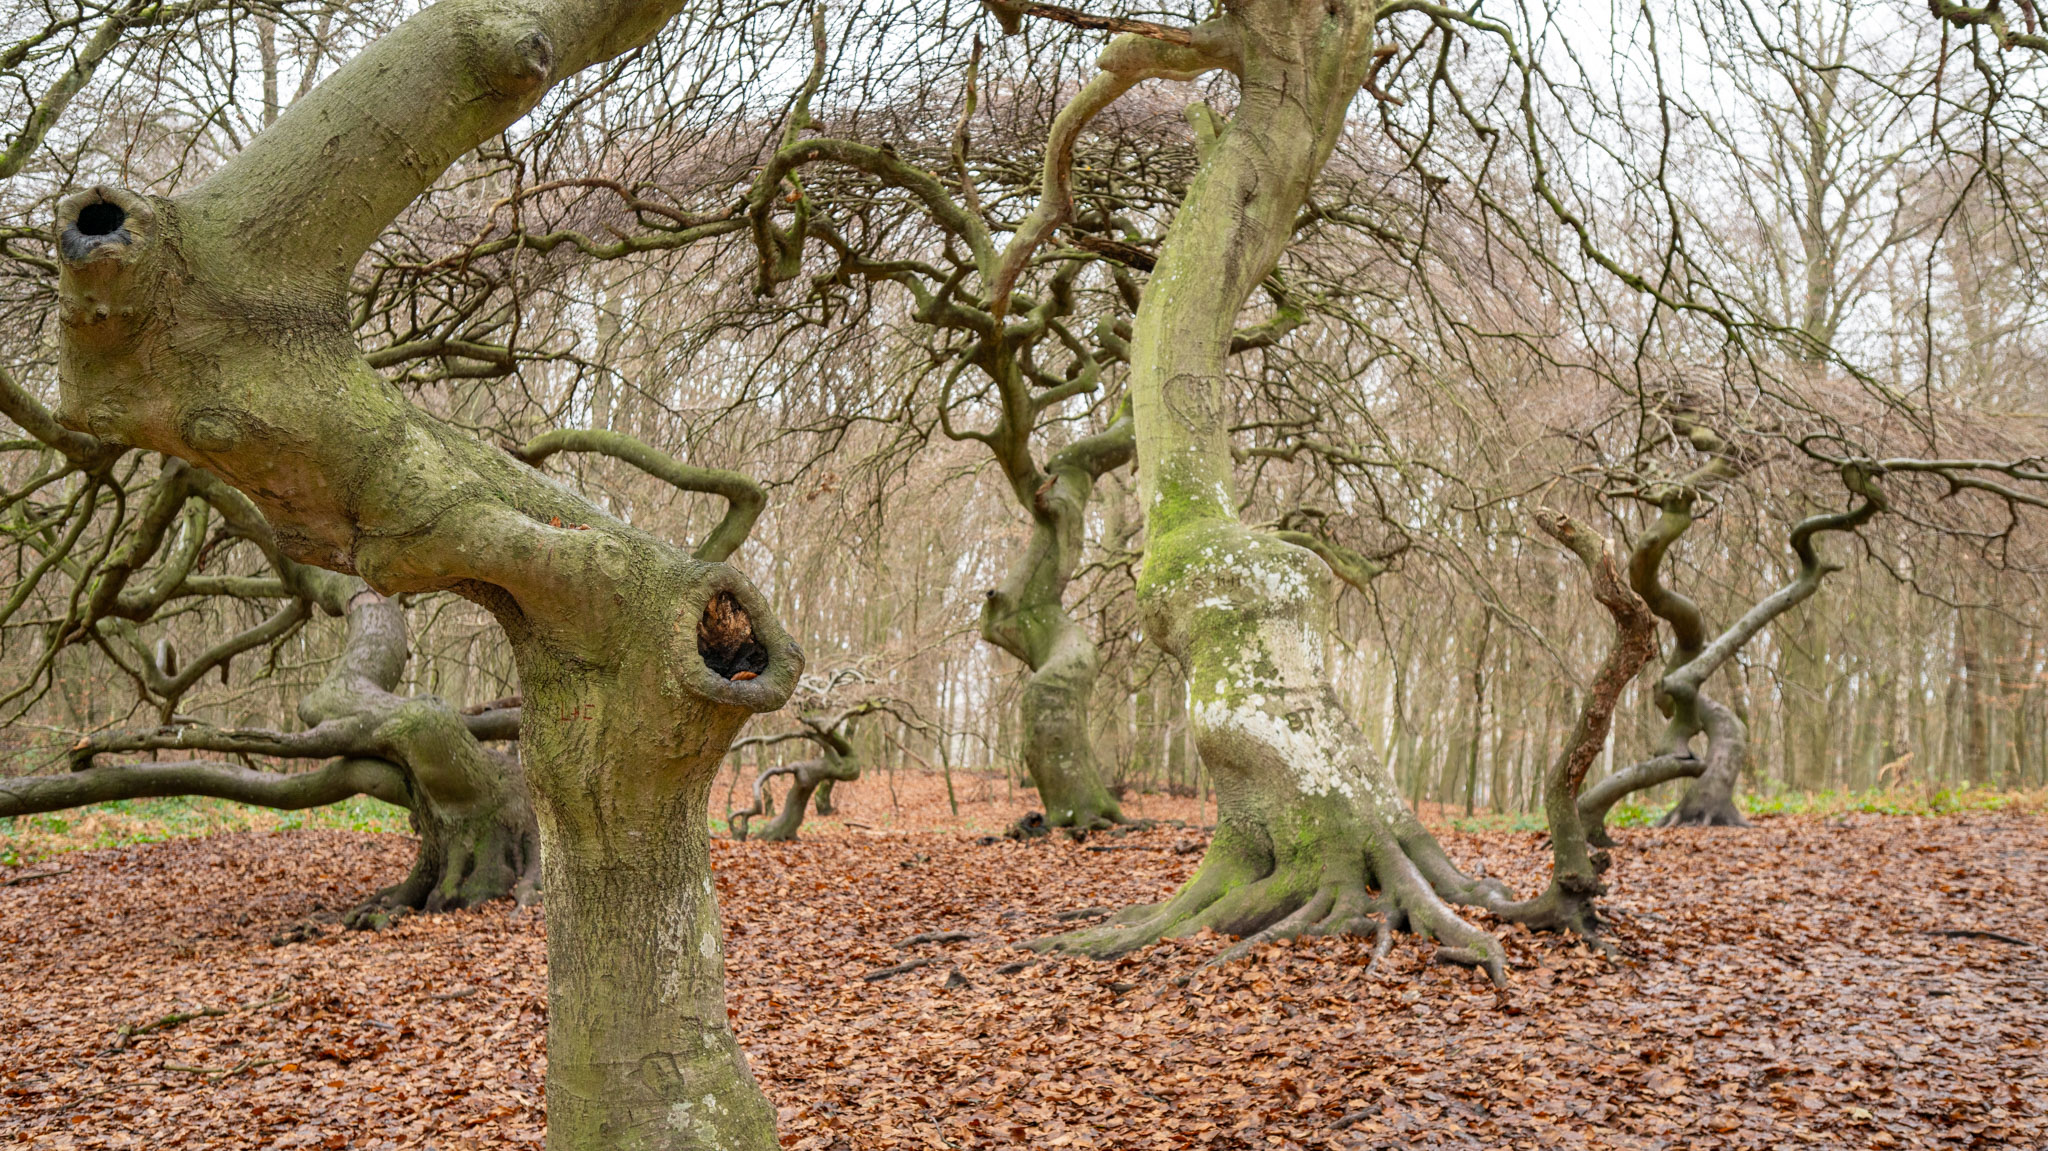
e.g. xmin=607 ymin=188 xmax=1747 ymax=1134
xmin=980 ymin=412 xmax=1134 ymax=828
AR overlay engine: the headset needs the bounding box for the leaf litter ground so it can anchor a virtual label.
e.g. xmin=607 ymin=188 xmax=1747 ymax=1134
xmin=1 ymin=774 xmax=2042 ymax=1150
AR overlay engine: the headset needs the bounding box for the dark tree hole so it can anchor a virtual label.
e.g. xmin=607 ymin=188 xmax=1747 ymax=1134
xmin=76 ymin=201 xmax=127 ymax=236
xmin=698 ymin=591 xmax=769 ymax=680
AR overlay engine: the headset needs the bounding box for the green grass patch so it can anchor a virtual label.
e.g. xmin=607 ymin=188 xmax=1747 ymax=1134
xmin=1443 ymin=783 xmax=2041 ymax=836
xmin=0 ymin=794 xmax=412 ymax=868
xmin=1738 ymin=782 xmax=2031 ymax=819
xmin=1445 ymin=810 xmax=1551 ymax=833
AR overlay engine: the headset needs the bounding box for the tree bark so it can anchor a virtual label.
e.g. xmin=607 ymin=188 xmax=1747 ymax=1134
xmin=1484 ymin=511 xmax=1658 ymax=938
xmin=1577 ymin=752 xmax=1702 ymax=847
xmin=1028 ymin=10 xmax=1505 ymax=981
xmin=300 ymin=591 xmax=540 ymax=926
xmin=1656 ymin=695 xmax=1750 ymax=828
xmin=980 ymin=414 xmax=1132 ymax=828
xmin=48 ymin=3 xmax=802 ymax=1145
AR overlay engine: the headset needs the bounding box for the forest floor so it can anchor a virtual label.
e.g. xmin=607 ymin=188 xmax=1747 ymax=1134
xmin=1 ymin=773 xmax=2043 ymax=1150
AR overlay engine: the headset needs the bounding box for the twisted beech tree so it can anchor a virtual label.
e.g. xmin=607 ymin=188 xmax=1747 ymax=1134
xmin=725 ymin=677 xmax=927 ymax=841
xmin=994 ymin=2 xmax=1526 ymax=978
xmin=737 ymin=56 xmax=1150 ymax=828
xmin=42 ymin=3 xmax=808 ymax=1146
xmin=1574 ymin=450 xmax=2048 ymax=843
xmin=0 ymin=441 xmax=535 ymax=926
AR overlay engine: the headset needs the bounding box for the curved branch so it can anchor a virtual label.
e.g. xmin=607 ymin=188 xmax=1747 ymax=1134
xmin=987 ymin=30 xmax=1238 ymax=318
xmin=1576 ymin=753 xmax=1703 ymax=841
xmin=1664 ymin=468 xmax=1887 ymax=701
xmin=510 ymin=429 xmax=765 ymax=562
xmin=69 ymin=708 xmax=367 ymax=769
xmin=0 ymin=362 xmax=118 ymax=469
xmin=1274 ymin=533 xmax=1388 ymax=593
xmin=1927 ymin=0 xmax=2048 ymax=53
xmin=1627 ymin=494 xmax=1706 ymax=659
xmin=2 ymin=757 xmax=411 ymax=819
xmin=463 ymin=707 xmax=522 ymax=741
xmin=1046 ymin=401 xmax=1135 ymax=482
xmin=753 ymin=137 xmax=995 ymax=281
xmin=187 ymin=0 xmax=708 ymax=278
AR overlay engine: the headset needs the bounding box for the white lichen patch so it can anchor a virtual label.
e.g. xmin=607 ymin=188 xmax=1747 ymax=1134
xmin=1191 ymin=617 xmax=1359 ymax=799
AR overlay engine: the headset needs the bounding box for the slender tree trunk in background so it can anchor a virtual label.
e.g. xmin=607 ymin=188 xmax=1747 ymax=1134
xmin=49 ymin=3 xmax=803 ymax=1145
xmin=1463 ymin=612 xmax=1491 ymax=817
xmin=257 ymin=18 xmax=281 ymax=128
xmin=1488 ymin=511 xmax=1657 ymax=937
xmin=1165 ymin=677 xmax=1190 ymax=795
xmin=1961 ymin=612 xmax=1991 ymax=785
xmin=2011 ymin=629 xmax=2037 ymax=787
xmin=1036 ymin=6 xmax=1505 ymax=980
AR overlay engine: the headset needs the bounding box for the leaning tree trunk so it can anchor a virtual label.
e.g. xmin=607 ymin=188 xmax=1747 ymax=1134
xmin=980 ymin=416 xmax=1132 ymax=828
xmin=1030 ymin=14 xmax=1504 ymax=979
xmin=49 ymin=4 xmax=804 ymax=1145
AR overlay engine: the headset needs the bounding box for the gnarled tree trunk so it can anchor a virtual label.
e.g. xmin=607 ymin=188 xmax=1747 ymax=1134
xmin=1656 ymin=695 xmax=1750 ymax=828
xmin=6 ymin=575 xmax=538 ymax=928
xmin=300 ymin=590 xmax=539 ymax=927
xmin=48 ymin=3 xmax=803 ymax=1145
xmin=980 ymin=412 xmax=1132 ymax=829
xmin=730 ymin=723 xmax=859 ymax=842
xmin=1578 ymin=469 xmax=1886 ymax=844
xmin=1025 ymin=11 xmax=1506 ymax=980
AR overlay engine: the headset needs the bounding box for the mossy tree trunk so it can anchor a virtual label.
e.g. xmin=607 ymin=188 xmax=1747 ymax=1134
xmin=1023 ymin=8 xmax=1507 ymax=979
xmin=48 ymin=3 xmax=801 ymax=1146
xmin=980 ymin=407 xmax=1133 ymax=828
xmin=299 ymin=590 xmax=540 ymax=927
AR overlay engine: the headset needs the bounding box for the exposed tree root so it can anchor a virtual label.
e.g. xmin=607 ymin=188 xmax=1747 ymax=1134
xmin=345 ymin=793 xmax=540 ymax=930
xmin=1030 ymin=820 xmax=1507 ymax=985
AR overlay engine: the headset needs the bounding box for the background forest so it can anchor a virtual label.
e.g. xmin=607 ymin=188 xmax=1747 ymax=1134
xmin=0 ymin=0 xmax=2040 ymax=815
